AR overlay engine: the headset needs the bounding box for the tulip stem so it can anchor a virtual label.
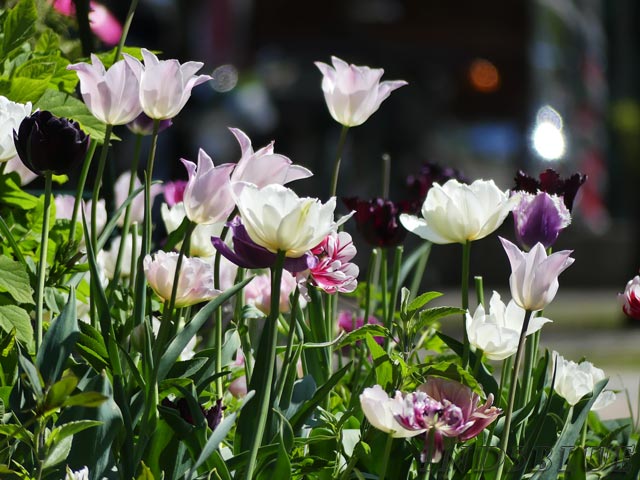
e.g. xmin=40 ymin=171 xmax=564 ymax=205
xmin=213 ymin=221 xmax=231 ymax=398
xmin=379 ymin=432 xmax=394 ymax=480
xmin=275 ymin=287 xmax=301 ymax=406
xmin=409 ymin=241 xmax=432 ymax=301
xmin=114 ymin=0 xmax=139 ymax=61
xmin=495 ymin=309 xmax=533 ymax=480
xmin=90 ymin=124 xmax=113 ymax=254
xmin=363 ymin=248 xmax=378 ymax=325
xmin=70 ymin=140 xmax=97 ymax=243
xmin=244 ymin=250 xmax=286 ymax=480
xmin=380 ymin=248 xmax=389 ymax=350
xmin=329 ymin=125 xmax=349 ymax=198
xmin=461 ymin=240 xmax=471 ymax=367
xmin=34 ymin=171 xmax=53 ymax=352
xmin=388 ymin=245 xmax=403 ymax=329
xmin=382 ymin=153 xmax=390 ymax=199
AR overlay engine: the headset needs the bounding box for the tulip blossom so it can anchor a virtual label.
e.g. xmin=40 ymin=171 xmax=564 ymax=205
xmin=67 ymin=54 xmax=143 ymax=125
xmin=229 ymin=127 xmax=312 ymax=187
xmin=65 ymin=466 xmax=89 ymax=480
xmin=5 ymin=155 xmax=38 ymax=185
xmin=338 ymin=311 xmax=384 ymax=344
xmin=244 ymin=270 xmax=303 ymax=315
xmin=342 ymin=197 xmax=411 ymax=247
xmin=127 ymin=112 xmax=173 ymax=136
xmin=143 ymin=251 xmax=220 ymax=307
xmin=619 ymin=275 xmax=640 ymax=320
xmin=114 ymin=172 xmax=163 ymax=226
xmin=512 ymin=191 xmax=571 ymax=250
xmin=161 ymin=396 xmax=224 ymax=431
xmin=315 ymin=56 xmax=407 ymax=127
xmin=212 ymin=217 xmax=312 ymax=272
xmin=465 ymin=291 xmax=551 ymax=360
xmin=303 ymin=231 xmax=359 ymax=294
xmin=400 ymin=179 xmax=515 ymax=245
xmin=514 ymin=168 xmax=586 ymax=212
xmin=181 ymin=149 xmax=235 ymax=225
xmin=53 ymin=0 xmax=122 ymax=46
xmin=163 ymin=180 xmax=187 ymax=207
xmin=405 ymin=161 xmax=468 ymax=213
xmin=552 ymin=352 xmax=616 ymax=411
xmin=0 ymin=96 xmax=31 ymax=162
xmin=500 ymin=237 xmax=574 ymax=311
xmin=55 ymin=194 xmax=106 ymax=243
xmin=233 ymin=183 xmax=349 ymax=258
xmin=124 ymin=49 xmax=212 ymax=120
xmin=14 ymin=111 xmax=89 ymax=175
xmin=161 ymin=202 xmax=222 ymax=258
xmin=98 ymin=232 xmax=142 ymax=280
xmin=361 ymin=378 xmax=501 ymax=462
xmin=229 ymin=376 xmax=248 ymax=398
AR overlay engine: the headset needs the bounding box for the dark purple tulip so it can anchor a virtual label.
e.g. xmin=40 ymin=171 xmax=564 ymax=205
xmin=342 ymin=197 xmax=411 ymax=248
xmin=513 ymin=191 xmax=571 ymax=250
xmin=126 ymin=112 xmax=173 ymax=136
xmin=161 ymin=397 xmax=225 ymax=431
xmin=514 ymin=168 xmax=586 ymax=212
xmin=13 ymin=110 xmax=89 ymax=175
xmin=212 ymin=217 xmax=314 ymax=272
xmin=406 ymin=161 xmax=467 ymax=213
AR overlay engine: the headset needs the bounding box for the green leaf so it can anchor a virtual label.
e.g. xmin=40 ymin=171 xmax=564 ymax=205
xmin=8 ymin=76 xmax=49 ymax=104
xmin=406 ymin=291 xmax=442 ymax=314
xmin=34 ymin=89 xmax=110 ymax=143
xmin=61 ymin=391 xmax=108 ymax=408
xmin=15 ymin=53 xmax=78 ymax=93
xmin=44 ymin=374 xmax=78 ymax=410
xmin=366 ymin=334 xmax=392 ymax=389
xmin=35 ymin=28 xmax=60 ymax=53
xmin=0 ymin=423 xmax=33 ymax=445
xmin=46 ymin=420 xmax=102 ymax=449
xmin=0 ymin=173 xmax=38 ymax=210
xmin=0 ymin=305 xmax=33 ymax=346
xmin=36 ymin=288 xmax=79 ymax=385
xmin=334 ymin=324 xmax=390 ymax=350
xmin=42 ymin=434 xmax=72 ymax=469
xmin=0 ymin=256 xmax=33 ymax=305
xmin=136 ymin=462 xmax=155 ymax=480
xmin=1 ymin=0 xmax=37 ymax=58
xmin=414 ymin=306 xmax=465 ymax=331
xmin=185 ymin=391 xmax=255 ymax=480
xmin=565 ymin=446 xmax=587 ymax=480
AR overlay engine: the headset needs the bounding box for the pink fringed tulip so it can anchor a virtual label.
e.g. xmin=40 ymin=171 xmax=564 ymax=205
xmin=182 ymin=149 xmax=235 ymax=225
xmin=68 ymin=54 xmax=143 ymax=125
xmin=124 ymin=49 xmax=212 ymax=120
xmin=229 ymin=128 xmax=312 ymax=187
xmin=619 ymin=275 xmax=640 ymax=320
xmin=143 ymin=251 xmax=220 ymax=307
xmin=499 ymin=237 xmax=574 ymax=311
xmin=305 ymin=231 xmax=359 ymax=294
xmin=315 ymin=56 xmax=407 ymax=127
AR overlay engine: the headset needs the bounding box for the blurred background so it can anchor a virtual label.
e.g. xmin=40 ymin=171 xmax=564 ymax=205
xmin=79 ymin=0 xmax=640 ymax=417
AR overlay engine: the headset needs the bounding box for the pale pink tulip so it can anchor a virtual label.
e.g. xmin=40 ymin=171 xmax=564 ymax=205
xmin=229 ymin=127 xmax=311 ymax=187
xmin=182 ymin=149 xmax=235 ymax=225
xmin=244 ymin=270 xmax=303 ymax=315
xmin=5 ymin=155 xmax=37 ymax=185
xmin=229 ymin=376 xmax=248 ymax=398
xmin=114 ymin=172 xmax=163 ymax=227
xmin=315 ymin=56 xmax=407 ymax=127
xmin=143 ymin=251 xmax=220 ymax=307
xmin=499 ymin=237 xmax=574 ymax=311
xmin=68 ymin=54 xmax=142 ymax=125
xmin=53 ymin=0 xmax=122 ymax=46
xmin=124 ymin=49 xmax=212 ymax=120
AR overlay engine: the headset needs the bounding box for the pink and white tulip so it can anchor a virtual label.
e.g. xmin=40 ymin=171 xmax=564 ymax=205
xmin=182 ymin=149 xmax=235 ymax=225
xmin=500 ymin=237 xmax=574 ymax=311
xmin=315 ymin=56 xmax=407 ymax=127
xmin=124 ymin=49 xmax=212 ymax=120
xmin=619 ymin=275 xmax=640 ymax=320
xmin=306 ymin=231 xmax=359 ymax=294
xmin=229 ymin=127 xmax=311 ymax=187
xmin=143 ymin=251 xmax=220 ymax=307
xmin=67 ymin=54 xmax=143 ymax=125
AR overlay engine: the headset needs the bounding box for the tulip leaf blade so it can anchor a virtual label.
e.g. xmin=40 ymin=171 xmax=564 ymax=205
xmin=366 ymin=334 xmax=393 ymax=389
xmin=0 ymin=305 xmax=32 ymax=347
xmin=0 ymin=255 xmax=33 ymax=305
xmin=1 ymin=0 xmax=37 ymax=59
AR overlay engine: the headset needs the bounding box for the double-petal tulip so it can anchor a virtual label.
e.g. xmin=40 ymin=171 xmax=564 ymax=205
xmin=514 ymin=168 xmax=586 ymax=212
xmin=14 ymin=111 xmax=89 ymax=175
xmin=400 ymin=179 xmax=515 ymax=244
xmin=315 ymin=56 xmax=407 ymax=127
xmin=512 ymin=191 xmax=571 ymax=250
xmin=465 ymin=291 xmax=551 ymax=360
xmin=229 ymin=127 xmax=312 ymax=187
xmin=499 ymin=237 xmax=574 ymax=311
xmin=0 ymin=96 xmax=31 ymax=162
xmin=67 ymin=54 xmax=143 ymax=125
xmin=359 ymin=385 xmax=424 ymax=438
xmin=124 ymin=49 xmax=212 ymax=120
xmin=244 ymin=270 xmax=302 ymax=315
xmin=211 ymin=217 xmax=312 ymax=272
xmin=143 ymin=251 xmax=220 ymax=307
xmin=305 ymin=231 xmax=359 ymax=294
xmin=233 ymin=183 xmax=349 ymax=258
xmin=182 ymin=149 xmax=235 ymax=225
xmin=619 ymin=275 xmax=640 ymax=320
xmin=552 ymin=352 xmax=616 ymax=411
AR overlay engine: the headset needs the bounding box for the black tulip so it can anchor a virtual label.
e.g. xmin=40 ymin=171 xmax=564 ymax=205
xmin=13 ymin=110 xmax=89 ymax=176
xmin=343 ymin=197 xmax=412 ymax=248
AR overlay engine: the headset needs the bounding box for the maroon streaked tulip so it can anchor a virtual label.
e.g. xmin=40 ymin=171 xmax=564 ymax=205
xmin=306 ymin=231 xmax=359 ymax=294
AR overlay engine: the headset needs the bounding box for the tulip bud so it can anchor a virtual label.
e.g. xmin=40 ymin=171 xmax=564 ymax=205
xmin=619 ymin=275 xmax=640 ymax=320
xmin=13 ymin=111 xmax=89 ymax=176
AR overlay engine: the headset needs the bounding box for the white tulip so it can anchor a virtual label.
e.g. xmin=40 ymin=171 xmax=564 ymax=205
xmin=465 ymin=291 xmax=551 ymax=360
xmin=161 ymin=202 xmax=223 ymax=258
xmin=552 ymin=352 xmax=616 ymax=411
xmin=400 ymin=179 xmax=515 ymax=244
xmin=0 ymin=96 xmax=31 ymax=162
xmin=359 ymin=385 xmax=423 ymax=438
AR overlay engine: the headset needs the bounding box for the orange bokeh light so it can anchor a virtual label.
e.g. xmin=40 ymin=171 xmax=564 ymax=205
xmin=469 ymin=58 xmax=500 ymax=93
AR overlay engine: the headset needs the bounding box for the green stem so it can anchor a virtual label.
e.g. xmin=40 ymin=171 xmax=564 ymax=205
xmin=474 ymin=276 xmax=484 ymax=307
xmin=363 ymin=248 xmax=378 ymax=325
xmin=409 ymin=242 xmax=432 ymax=300
xmin=387 ymin=245 xmax=403 ymax=328
xmin=274 ymin=287 xmax=301 ymax=405
xmin=213 ymin=222 xmax=231 ymax=397
xmin=114 ymin=0 xmax=139 ymax=61
xmin=380 ymin=248 xmax=388 ymax=344
xmin=381 ymin=153 xmax=390 ymax=199
xmin=379 ymin=433 xmax=394 ymax=480
xmin=495 ymin=309 xmax=533 ymax=480
xmin=90 ymin=125 xmax=113 ymax=256
xmin=244 ymin=250 xmax=286 ymax=480
xmin=34 ymin=172 xmax=53 ymax=352
xmin=70 ymin=140 xmax=97 ymax=242
xmin=461 ymin=240 xmax=471 ymax=367
xmin=329 ymin=125 xmax=349 ymax=198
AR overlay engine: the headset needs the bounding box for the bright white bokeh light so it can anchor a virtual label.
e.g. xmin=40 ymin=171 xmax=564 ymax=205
xmin=531 ymin=105 xmax=566 ymax=161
